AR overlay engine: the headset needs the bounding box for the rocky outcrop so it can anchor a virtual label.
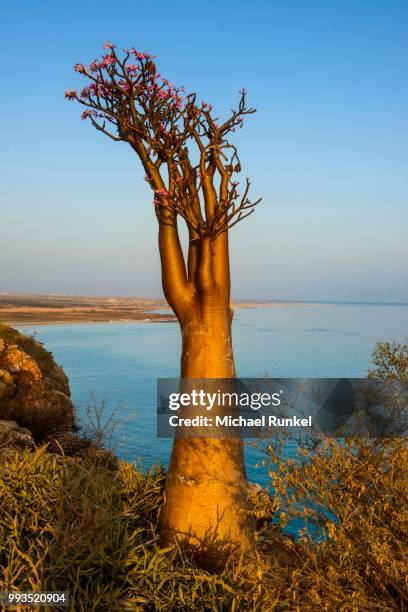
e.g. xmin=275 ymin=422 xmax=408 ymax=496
xmin=0 ymin=324 xmax=116 ymax=468
xmin=0 ymin=419 xmax=35 ymax=451
xmin=0 ymin=324 xmax=75 ymax=441
xmin=46 ymin=431 xmax=117 ymax=468
xmin=0 ymin=420 xmax=35 ymax=465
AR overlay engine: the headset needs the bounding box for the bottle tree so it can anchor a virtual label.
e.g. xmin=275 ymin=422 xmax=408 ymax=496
xmin=66 ymin=43 xmax=261 ymax=566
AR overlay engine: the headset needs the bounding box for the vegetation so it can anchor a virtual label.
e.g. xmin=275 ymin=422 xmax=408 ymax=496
xmin=0 ymin=340 xmax=407 ymax=610
xmin=0 ymin=451 xmax=281 ymax=611
xmin=263 ymin=435 xmax=408 ymax=610
xmin=66 ymin=42 xmax=262 ymax=557
xmin=368 ymin=339 xmax=408 ymax=383
xmin=0 ymin=324 xmax=75 ymax=441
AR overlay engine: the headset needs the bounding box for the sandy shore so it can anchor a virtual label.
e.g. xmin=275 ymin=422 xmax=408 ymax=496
xmin=0 ymin=294 xmax=315 ymax=326
xmin=0 ymin=294 xmax=175 ymax=325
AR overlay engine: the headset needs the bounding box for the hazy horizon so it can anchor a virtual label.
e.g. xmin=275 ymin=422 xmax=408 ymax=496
xmin=1 ymin=1 xmax=407 ymax=303
xmin=1 ymin=290 xmax=407 ymax=307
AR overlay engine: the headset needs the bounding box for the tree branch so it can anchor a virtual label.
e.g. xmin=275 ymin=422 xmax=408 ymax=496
xmin=67 ymin=43 xmax=261 ymax=311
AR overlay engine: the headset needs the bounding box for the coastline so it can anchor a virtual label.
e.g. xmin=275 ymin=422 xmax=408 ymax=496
xmin=0 ymin=293 xmax=319 ymax=326
xmin=0 ymin=294 xmax=175 ymax=326
xmin=2 ymin=294 xmax=404 ymax=327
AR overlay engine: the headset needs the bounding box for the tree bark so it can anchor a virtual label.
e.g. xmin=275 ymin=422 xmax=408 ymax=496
xmin=159 ymin=303 xmax=254 ymax=566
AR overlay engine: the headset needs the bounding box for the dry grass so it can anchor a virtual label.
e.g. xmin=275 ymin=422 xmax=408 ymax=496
xmin=0 ymin=339 xmax=406 ymax=610
xmin=262 ymin=435 xmax=408 ymax=610
xmin=1 ymin=437 xmax=407 ymax=610
xmin=0 ymin=450 xmax=292 ymax=611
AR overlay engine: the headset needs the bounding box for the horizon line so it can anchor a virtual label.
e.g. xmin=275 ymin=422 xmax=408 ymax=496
xmin=1 ymin=291 xmax=407 ymax=308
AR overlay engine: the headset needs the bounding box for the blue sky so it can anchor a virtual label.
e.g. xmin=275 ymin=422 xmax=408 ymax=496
xmin=1 ymin=0 xmax=407 ymax=301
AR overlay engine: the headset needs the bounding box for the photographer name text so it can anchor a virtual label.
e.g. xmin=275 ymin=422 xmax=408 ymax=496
xmin=168 ymin=415 xmax=312 ymax=428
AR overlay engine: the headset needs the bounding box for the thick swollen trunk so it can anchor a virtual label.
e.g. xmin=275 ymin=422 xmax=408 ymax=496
xmin=159 ymin=306 xmax=254 ymax=566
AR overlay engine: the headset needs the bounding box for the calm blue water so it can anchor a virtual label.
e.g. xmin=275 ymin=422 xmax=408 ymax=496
xmin=17 ymin=303 xmax=408 ymax=488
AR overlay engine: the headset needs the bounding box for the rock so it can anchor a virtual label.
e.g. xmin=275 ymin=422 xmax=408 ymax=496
xmin=247 ymin=482 xmax=263 ymax=495
xmin=0 ymin=368 xmax=15 ymax=399
xmin=46 ymin=431 xmax=93 ymax=455
xmin=0 ymin=325 xmax=117 ymax=470
xmin=46 ymin=432 xmax=117 ymax=469
xmin=0 ymin=420 xmax=35 ymax=451
xmin=0 ymin=325 xmax=75 ymax=442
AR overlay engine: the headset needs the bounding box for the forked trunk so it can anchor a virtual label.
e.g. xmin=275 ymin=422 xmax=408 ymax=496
xmin=159 ymin=305 xmax=254 ymax=567
xmin=68 ymin=41 xmax=261 ymax=570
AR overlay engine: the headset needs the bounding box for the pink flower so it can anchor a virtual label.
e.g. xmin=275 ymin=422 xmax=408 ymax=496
xmin=154 ymin=188 xmax=168 ymax=197
xmin=103 ymin=41 xmax=116 ymax=49
xmin=144 ymin=175 xmax=152 ymax=183
xmin=89 ymin=60 xmax=100 ymax=72
xmin=74 ymin=63 xmax=86 ymax=74
xmin=172 ymin=96 xmax=184 ymax=110
xmin=136 ymin=51 xmax=156 ymax=60
xmin=65 ymin=89 xmax=77 ymax=99
xmin=126 ymin=64 xmax=138 ymax=75
xmin=80 ymin=86 xmax=91 ymax=98
xmin=118 ymin=79 xmax=130 ymax=91
xmin=101 ymin=54 xmax=116 ymax=68
xmin=160 ymin=121 xmax=166 ymax=130
xmin=81 ymin=110 xmax=103 ymax=120
xmin=81 ymin=110 xmax=93 ymax=120
xmin=87 ymin=82 xmax=109 ymax=96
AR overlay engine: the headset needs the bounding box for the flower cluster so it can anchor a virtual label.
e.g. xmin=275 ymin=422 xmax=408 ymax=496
xmin=101 ymin=54 xmax=116 ymax=68
xmin=153 ymin=188 xmax=169 ymax=208
xmin=126 ymin=48 xmax=155 ymax=61
xmin=69 ymin=42 xmax=185 ymax=114
xmin=66 ymin=41 xmax=259 ymax=236
xmin=81 ymin=109 xmax=103 ymax=121
xmin=126 ymin=64 xmax=138 ymax=75
xmin=79 ymin=82 xmax=112 ymax=99
xmin=65 ymin=89 xmax=77 ymax=99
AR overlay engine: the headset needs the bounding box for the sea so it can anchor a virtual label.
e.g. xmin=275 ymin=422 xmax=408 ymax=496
xmin=16 ymin=302 xmax=407 ymax=490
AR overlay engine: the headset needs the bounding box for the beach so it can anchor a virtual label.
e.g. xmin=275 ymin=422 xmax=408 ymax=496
xmin=0 ymin=294 xmax=175 ymax=325
xmin=0 ymin=293 xmax=316 ymax=326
